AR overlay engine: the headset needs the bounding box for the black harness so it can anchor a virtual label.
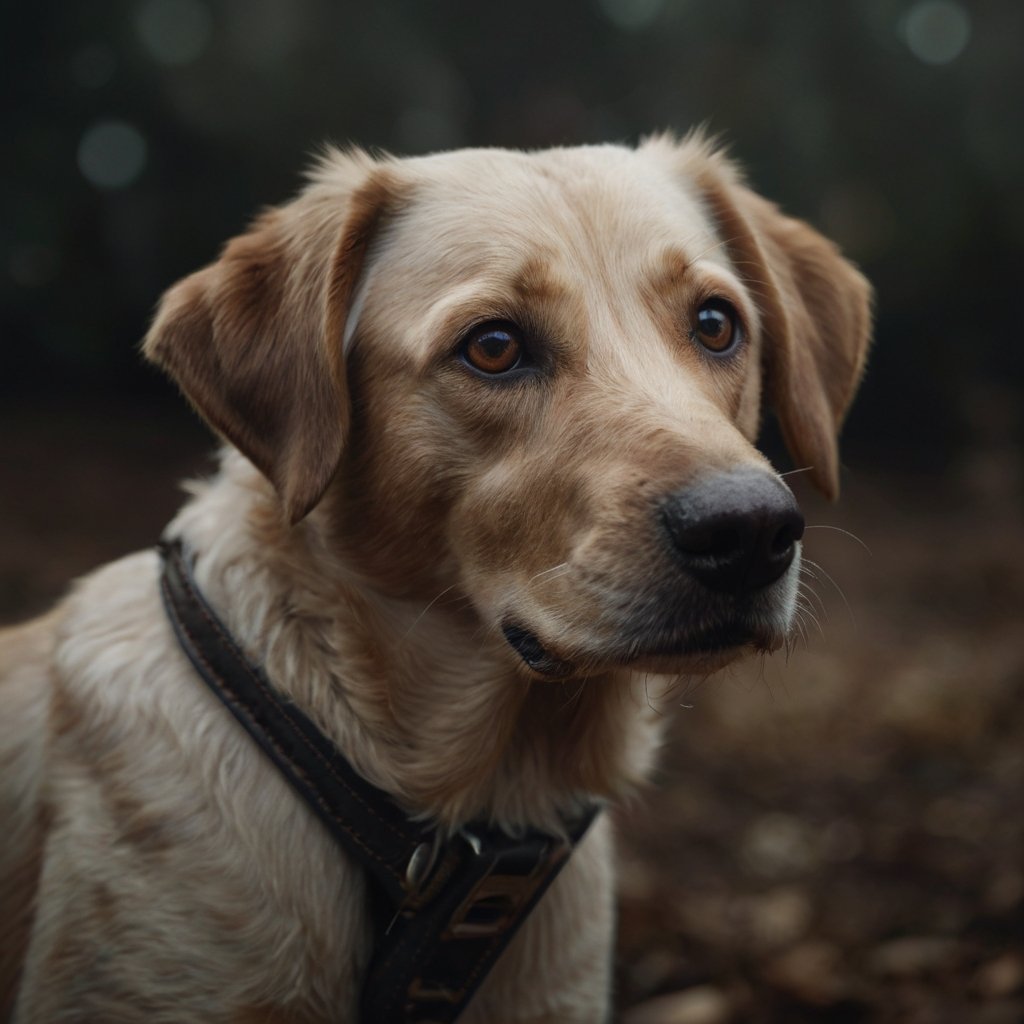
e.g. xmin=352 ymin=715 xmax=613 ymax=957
xmin=157 ymin=540 xmax=598 ymax=1023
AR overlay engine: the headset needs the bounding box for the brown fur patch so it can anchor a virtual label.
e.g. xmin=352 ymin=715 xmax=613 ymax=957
xmin=0 ymin=803 xmax=50 ymax=1019
xmin=109 ymin=791 xmax=175 ymax=854
xmin=511 ymin=253 xmax=572 ymax=305
xmin=691 ymin=156 xmax=872 ymax=498
xmin=143 ymin=163 xmax=403 ymax=524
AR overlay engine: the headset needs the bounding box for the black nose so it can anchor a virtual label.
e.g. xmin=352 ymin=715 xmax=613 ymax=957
xmin=661 ymin=469 xmax=805 ymax=595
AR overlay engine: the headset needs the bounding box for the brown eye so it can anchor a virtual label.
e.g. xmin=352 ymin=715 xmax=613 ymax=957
xmin=694 ymin=299 xmax=740 ymax=354
xmin=462 ymin=324 xmax=524 ymax=375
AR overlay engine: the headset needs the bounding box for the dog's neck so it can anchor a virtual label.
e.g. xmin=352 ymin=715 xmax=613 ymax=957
xmin=166 ymin=452 xmax=664 ymax=831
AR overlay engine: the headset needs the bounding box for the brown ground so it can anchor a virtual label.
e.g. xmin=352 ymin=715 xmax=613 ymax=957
xmin=2 ymin=402 xmax=1022 ymax=1023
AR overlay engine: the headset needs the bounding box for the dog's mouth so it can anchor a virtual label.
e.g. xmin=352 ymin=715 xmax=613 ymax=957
xmin=502 ymin=623 xmax=576 ymax=678
xmin=501 ymin=618 xmax=779 ymax=679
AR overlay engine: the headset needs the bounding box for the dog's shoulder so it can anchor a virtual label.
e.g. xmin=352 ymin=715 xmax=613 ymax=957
xmin=3 ymin=540 xmax=368 ymax=1019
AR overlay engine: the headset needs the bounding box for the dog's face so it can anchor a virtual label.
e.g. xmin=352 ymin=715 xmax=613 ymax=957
xmin=144 ymin=137 xmax=871 ymax=681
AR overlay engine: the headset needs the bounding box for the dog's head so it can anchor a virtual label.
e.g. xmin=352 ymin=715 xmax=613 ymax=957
xmin=144 ymin=136 xmax=871 ymax=680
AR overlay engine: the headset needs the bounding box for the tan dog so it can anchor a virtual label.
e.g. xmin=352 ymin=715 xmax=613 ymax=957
xmin=0 ymin=135 xmax=870 ymax=1023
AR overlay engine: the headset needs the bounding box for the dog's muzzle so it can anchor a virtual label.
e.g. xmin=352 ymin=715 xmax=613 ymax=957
xmin=501 ymin=468 xmax=802 ymax=677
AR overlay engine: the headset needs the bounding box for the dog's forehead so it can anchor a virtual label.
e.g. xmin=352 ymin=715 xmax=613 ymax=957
xmin=343 ymin=146 xmax=744 ymax=368
xmin=381 ymin=145 xmax=725 ymax=285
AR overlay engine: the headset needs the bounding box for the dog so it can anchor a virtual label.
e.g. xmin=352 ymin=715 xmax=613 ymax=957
xmin=0 ymin=134 xmax=871 ymax=1023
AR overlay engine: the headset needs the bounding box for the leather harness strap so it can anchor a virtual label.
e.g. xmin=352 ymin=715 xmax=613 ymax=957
xmin=158 ymin=539 xmax=598 ymax=1023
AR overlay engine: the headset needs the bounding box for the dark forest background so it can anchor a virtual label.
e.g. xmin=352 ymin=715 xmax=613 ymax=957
xmin=4 ymin=0 xmax=1023 ymax=467
xmin=3 ymin=2 xmax=1023 ymax=1021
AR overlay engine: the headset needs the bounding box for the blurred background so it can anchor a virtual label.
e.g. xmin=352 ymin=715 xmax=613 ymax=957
xmin=2 ymin=1 xmax=1022 ymax=1020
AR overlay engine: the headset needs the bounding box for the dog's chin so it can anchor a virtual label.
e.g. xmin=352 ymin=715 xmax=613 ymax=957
xmin=502 ymin=621 xmax=783 ymax=681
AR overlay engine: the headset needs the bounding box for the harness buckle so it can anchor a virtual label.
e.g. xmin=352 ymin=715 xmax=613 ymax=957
xmin=442 ymin=833 xmax=570 ymax=941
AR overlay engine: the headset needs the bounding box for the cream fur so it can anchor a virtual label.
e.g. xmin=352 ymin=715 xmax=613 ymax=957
xmin=0 ymin=136 xmax=871 ymax=1023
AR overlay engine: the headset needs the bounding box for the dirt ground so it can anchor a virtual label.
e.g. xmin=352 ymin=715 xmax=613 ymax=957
xmin=2 ymin=401 xmax=1022 ymax=1023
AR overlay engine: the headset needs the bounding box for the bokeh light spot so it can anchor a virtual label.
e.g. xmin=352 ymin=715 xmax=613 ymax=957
xmin=136 ymin=0 xmax=213 ymax=67
xmin=77 ymin=120 xmax=148 ymax=191
xmin=595 ymin=0 xmax=664 ymax=32
xmin=903 ymin=0 xmax=971 ymax=65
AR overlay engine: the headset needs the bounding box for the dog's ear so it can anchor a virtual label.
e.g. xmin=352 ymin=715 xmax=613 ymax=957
xmin=143 ymin=157 xmax=397 ymax=523
xmin=689 ymin=149 xmax=873 ymax=499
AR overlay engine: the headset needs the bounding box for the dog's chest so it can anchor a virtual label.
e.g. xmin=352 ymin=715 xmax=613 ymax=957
xmin=42 ymin=552 xmax=370 ymax=1018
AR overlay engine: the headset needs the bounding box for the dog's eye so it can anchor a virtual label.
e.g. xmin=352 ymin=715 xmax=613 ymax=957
xmin=694 ymin=299 xmax=741 ymax=355
xmin=461 ymin=324 xmax=524 ymax=376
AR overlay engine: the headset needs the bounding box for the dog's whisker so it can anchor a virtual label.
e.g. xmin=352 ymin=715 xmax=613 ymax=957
xmin=525 ymin=564 xmax=572 ymax=593
xmin=642 ymin=673 xmax=655 ymax=713
xmin=641 ymin=672 xmax=672 ymax=715
xmin=676 ymin=671 xmax=708 ymax=709
xmin=786 ymin=598 xmax=811 ymax=638
xmin=558 ymin=676 xmax=587 ymax=710
xmin=797 ymin=578 xmax=828 ymax=618
xmin=791 ymin=607 xmax=810 ymax=646
xmin=687 ymin=232 xmax=744 ymax=264
xmin=795 ymin=598 xmax=824 ymax=638
xmin=399 ymin=583 xmax=462 ymax=645
xmin=802 ymin=557 xmax=858 ymax=629
xmin=469 ymin=617 xmax=504 ymax=649
xmin=790 ymin=598 xmax=815 ymax=638
xmin=803 ymin=524 xmax=873 ymax=555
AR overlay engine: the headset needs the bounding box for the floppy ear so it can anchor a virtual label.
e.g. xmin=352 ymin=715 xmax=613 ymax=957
xmin=143 ymin=158 xmax=396 ymax=523
xmin=692 ymin=153 xmax=873 ymax=499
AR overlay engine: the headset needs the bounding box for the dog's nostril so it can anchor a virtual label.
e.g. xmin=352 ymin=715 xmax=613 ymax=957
xmin=669 ymin=520 xmax=741 ymax=557
xmin=710 ymin=525 xmax=742 ymax=557
xmin=770 ymin=516 xmax=803 ymax=555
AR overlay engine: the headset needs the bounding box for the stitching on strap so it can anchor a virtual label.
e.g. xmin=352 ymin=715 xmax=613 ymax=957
xmin=161 ymin=553 xmax=409 ymax=881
